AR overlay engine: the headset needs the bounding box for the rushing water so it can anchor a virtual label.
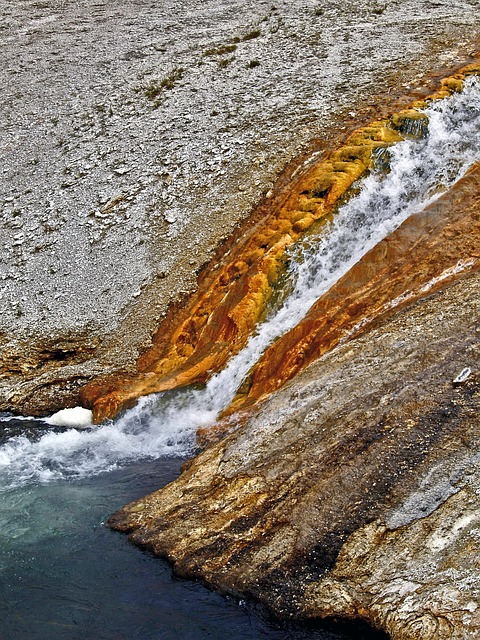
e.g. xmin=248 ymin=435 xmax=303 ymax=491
xmin=1 ymin=76 xmax=479 ymax=488
xmin=0 ymin=76 xmax=479 ymax=639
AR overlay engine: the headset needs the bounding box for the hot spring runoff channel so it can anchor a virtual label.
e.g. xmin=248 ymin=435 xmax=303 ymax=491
xmin=0 ymin=77 xmax=479 ymax=639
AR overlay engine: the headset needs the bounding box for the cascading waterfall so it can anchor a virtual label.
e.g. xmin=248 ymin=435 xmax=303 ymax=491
xmin=1 ymin=76 xmax=479 ymax=491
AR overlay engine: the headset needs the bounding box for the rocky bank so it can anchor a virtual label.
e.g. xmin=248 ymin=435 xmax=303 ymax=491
xmin=106 ymin=101 xmax=480 ymax=638
xmin=110 ymin=264 xmax=480 ymax=640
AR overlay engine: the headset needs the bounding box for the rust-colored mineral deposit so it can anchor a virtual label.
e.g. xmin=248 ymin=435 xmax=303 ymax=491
xmin=82 ymin=62 xmax=480 ymax=422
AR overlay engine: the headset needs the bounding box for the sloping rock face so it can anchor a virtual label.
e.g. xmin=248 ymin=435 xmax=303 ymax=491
xmin=1 ymin=0 xmax=479 ymax=416
xmin=109 ymin=158 xmax=480 ymax=639
xmin=110 ymin=268 xmax=480 ymax=639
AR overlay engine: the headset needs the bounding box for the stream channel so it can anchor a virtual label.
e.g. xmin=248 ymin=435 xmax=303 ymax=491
xmin=1 ymin=77 xmax=479 ymax=639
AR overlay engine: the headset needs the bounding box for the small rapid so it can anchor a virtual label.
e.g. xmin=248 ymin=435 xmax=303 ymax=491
xmin=1 ymin=76 xmax=479 ymax=490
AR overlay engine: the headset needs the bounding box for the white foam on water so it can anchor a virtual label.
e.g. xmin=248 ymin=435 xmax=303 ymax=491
xmin=1 ymin=76 xmax=479 ymax=490
xmin=45 ymin=406 xmax=93 ymax=427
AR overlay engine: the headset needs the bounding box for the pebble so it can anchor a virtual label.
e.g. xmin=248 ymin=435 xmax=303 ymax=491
xmin=453 ymin=367 xmax=472 ymax=385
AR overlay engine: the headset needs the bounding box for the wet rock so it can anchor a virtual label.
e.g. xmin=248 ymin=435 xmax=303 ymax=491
xmin=0 ymin=332 xmax=102 ymax=415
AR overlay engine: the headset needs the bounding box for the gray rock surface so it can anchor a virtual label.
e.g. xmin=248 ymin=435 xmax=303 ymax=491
xmin=0 ymin=0 xmax=478 ymax=414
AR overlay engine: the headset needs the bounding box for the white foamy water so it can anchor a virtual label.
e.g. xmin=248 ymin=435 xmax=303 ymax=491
xmin=46 ymin=406 xmax=93 ymax=427
xmin=1 ymin=76 xmax=479 ymax=490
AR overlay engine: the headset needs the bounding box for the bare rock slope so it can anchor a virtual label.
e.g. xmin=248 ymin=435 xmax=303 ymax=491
xmin=1 ymin=0 xmax=479 ymax=414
